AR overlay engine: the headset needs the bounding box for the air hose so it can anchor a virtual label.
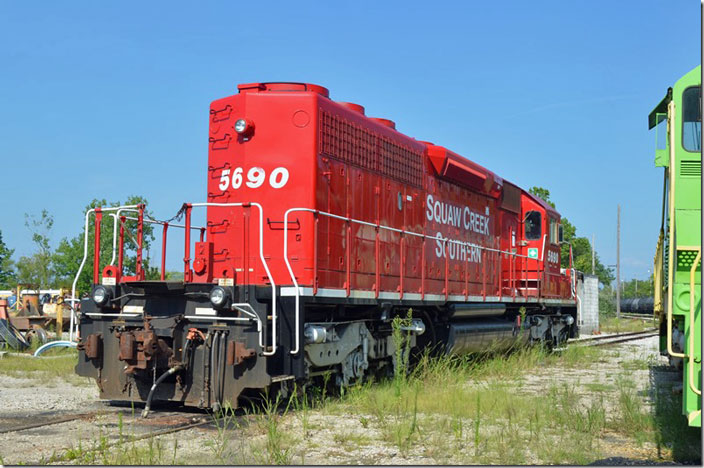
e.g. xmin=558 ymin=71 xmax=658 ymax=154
xmin=211 ymin=332 xmax=221 ymax=412
xmin=141 ymin=339 xmax=191 ymax=418
xmin=210 ymin=330 xmax=227 ymax=413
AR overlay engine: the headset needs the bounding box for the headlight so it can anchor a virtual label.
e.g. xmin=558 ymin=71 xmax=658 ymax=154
xmin=92 ymin=286 xmax=110 ymax=307
xmin=234 ymin=118 xmax=254 ymax=135
xmin=209 ymin=286 xmax=228 ymax=308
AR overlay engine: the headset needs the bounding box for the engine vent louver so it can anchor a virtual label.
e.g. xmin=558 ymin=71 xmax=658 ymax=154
xmin=680 ymin=160 xmax=701 ymax=178
xmin=319 ymin=110 xmax=423 ymax=187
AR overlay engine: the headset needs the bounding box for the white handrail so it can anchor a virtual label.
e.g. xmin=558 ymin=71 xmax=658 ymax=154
xmin=109 ymin=209 xmax=140 ymax=265
xmin=540 ymin=234 xmax=547 ymax=261
xmin=69 ymin=204 xmax=141 ymax=342
xmin=189 ymin=202 xmax=278 ymax=356
xmin=283 ymin=207 xmax=564 ymax=355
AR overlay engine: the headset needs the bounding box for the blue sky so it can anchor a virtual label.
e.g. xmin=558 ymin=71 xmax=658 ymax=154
xmin=0 ymin=1 xmax=700 ymax=281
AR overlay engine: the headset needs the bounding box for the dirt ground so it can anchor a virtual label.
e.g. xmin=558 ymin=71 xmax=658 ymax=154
xmin=0 ymin=336 xmax=700 ymax=465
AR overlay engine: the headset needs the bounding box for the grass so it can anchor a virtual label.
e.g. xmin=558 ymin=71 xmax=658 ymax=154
xmin=317 ymin=341 xmax=615 ymax=465
xmin=652 ymin=385 xmax=702 ymax=463
xmin=318 ymin=339 xmax=700 ymax=465
xmin=39 ymin=410 xmax=179 ymax=465
xmin=0 ymin=347 xmax=93 ymax=386
xmin=0 ymin=348 xmax=77 ymax=376
xmin=600 ymin=315 xmax=654 ymax=333
xmin=584 ymin=382 xmax=616 ymax=393
xmin=10 ymin=314 xmax=698 ymax=466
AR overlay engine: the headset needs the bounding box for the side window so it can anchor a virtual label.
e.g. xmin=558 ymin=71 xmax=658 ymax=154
xmin=549 ymin=218 xmax=557 ymax=244
xmin=682 ymin=86 xmax=701 ymax=152
xmin=525 ymin=211 xmax=542 ymax=240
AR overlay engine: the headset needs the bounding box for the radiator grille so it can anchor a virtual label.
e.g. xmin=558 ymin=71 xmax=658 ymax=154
xmin=680 ymin=160 xmax=701 ymax=178
xmin=320 ymin=110 xmax=423 ymax=187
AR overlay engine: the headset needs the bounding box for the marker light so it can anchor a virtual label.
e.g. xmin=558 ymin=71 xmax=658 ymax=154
xmin=209 ymin=286 xmax=228 ymax=308
xmin=92 ymin=285 xmax=110 ymax=307
xmin=234 ymin=118 xmax=254 ymax=135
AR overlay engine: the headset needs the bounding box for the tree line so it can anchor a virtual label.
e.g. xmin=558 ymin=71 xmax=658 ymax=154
xmin=528 ymin=186 xmax=615 ymax=286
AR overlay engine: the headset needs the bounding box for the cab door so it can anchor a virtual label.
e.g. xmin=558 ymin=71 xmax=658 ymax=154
xmin=519 ymin=198 xmax=545 ymax=297
xmin=500 ymin=211 xmax=518 ymax=296
xmin=544 ymin=217 xmax=562 ymax=297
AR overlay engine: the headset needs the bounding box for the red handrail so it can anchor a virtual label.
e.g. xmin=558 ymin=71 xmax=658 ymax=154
xmin=93 ymin=208 xmax=103 ymax=284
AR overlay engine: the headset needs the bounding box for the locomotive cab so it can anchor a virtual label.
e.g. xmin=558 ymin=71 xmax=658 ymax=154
xmin=515 ymin=192 xmax=568 ymax=298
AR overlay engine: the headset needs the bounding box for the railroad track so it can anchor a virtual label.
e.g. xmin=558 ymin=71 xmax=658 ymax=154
xmin=0 ymin=404 xmax=244 ymax=463
xmin=0 ymin=406 xmax=222 ymax=437
xmin=619 ymin=313 xmax=655 ymax=321
xmin=569 ymin=329 xmax=658 ymax=347
xmin=0 ymin=409 xmax=117 ymax=434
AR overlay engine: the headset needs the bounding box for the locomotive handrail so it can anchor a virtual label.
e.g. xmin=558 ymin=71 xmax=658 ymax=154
xmin=108 ymin=209 xmax=140 ymax=266
xmin=187 ymin=202 xmax=278 ymax=356
xmin=69 ymin=204 xmax=142 ymax=342
xmin=665 ymin=100 xmax=686 ymax=359
xmin=688 ymin=248 xmax=701 ymax=397
xmin=283 ymin=207 xmax=553 ymax=355
xmin=120 ymin=214 xmax=207 ymax=280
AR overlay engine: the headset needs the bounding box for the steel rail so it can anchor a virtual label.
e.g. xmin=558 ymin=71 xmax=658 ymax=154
xmin=569 ymin=329 xmax=658 ymax=348
xmin=570 ymin=328 xmax=658 ymax=343
xmin=45 ymin=410 xmax=246 ymax=463
xmin=588 ymin=332 xmax=659 ymax=347
xmin=0 ymin=409 xmax=117 ymax=434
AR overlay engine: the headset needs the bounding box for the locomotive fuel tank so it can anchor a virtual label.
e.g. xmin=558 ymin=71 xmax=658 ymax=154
xmin=445 ymin=318 xmax=528 ymax=354
xmin=448 ymin=303 xmax=506 ymax=318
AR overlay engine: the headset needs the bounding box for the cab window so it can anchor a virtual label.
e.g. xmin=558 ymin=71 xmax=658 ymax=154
xmin=682 ymin=86 xmax=701 ymax=152
xmin=525 ymin=211 xmax=542 ymax=240
xmin=549 ymin=218 xmax=558 ymax=244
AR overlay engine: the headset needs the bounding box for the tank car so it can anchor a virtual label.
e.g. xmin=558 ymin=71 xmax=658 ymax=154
xmin=74 ymin=82 xmax=578 ymax=412
xmin=649 ymin=65 xmax=701 ymax=427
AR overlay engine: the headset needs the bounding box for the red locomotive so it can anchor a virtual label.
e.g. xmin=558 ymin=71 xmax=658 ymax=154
xmin=75 ymin=82 xmax=577 ymax=412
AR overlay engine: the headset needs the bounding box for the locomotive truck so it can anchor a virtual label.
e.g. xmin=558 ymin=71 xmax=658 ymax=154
xmin=74 ymin=82 xmax=579 ymax=413
xmin=650 ymin=65 xmax=701 ymax=427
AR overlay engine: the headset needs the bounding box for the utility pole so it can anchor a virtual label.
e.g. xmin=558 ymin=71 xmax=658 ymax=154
xmin=616 ymin=205 xmax=621 ymax=319
xmin=592 ymin=233 xmax=595 ymax=275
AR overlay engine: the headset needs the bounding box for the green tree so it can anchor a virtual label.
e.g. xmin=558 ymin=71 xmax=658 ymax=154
xmin=53 ymin=196 xmax=158 ymax=295
xmin=0 ymin=230 xmax=17 ymax=289
xmin=17 ymin=209 xmax=55 ymax=288
xmin=618 ymin=277 xmax=654 ymax=299
xmin=528 ymin=186 xmax=614 ymax=286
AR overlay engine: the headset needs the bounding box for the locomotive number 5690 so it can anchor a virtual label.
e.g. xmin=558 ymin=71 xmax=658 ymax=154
xmin=218 ymin=166 xmax=290 ymax=191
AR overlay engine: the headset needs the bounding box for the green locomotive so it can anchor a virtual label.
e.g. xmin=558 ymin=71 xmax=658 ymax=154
xmin=650 ymin=65 xmax=701 ymax=427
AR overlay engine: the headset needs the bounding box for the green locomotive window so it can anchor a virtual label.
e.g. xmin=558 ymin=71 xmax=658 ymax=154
xmin=682 ymin=86 xmax=701 ymax=152
xmin=525 ymin=211 xmax=542 ymax=240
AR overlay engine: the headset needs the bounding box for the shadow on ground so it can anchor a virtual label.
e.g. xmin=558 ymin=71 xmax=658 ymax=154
xmin=648 ymin=364 xmax=701 ymax=464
